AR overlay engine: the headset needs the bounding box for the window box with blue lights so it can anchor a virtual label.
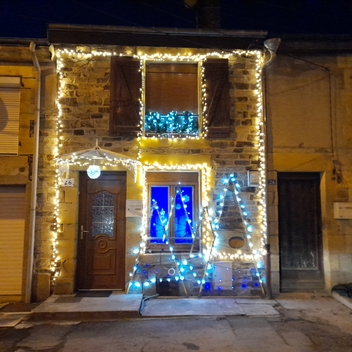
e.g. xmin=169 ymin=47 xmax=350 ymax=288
xmin=144 ymin=111 xmax=199 ymax=138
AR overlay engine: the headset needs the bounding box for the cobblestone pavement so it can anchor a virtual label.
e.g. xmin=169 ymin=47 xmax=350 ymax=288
xmin=1 ymin=294 xmax=352 ymax=351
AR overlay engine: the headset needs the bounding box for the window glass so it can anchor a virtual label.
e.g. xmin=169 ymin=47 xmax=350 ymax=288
xmin=150 ymin=186 xmax=169 ymax=244
xmin=147 ymin=172 xmax=199 ymax=249
xmin=91 ymin=191 xmax=115 ymax=237
xmin=174 ymin=186 xmax=193 ymax=243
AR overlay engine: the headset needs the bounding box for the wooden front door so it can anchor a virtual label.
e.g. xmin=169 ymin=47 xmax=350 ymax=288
xmin=278 ymin=172 xmax=324 ymax=292
xmin=76 ymin=172 xmax=126 ymax=290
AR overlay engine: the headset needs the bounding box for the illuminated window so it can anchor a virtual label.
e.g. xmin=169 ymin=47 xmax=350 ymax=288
xmin=147 ymin=172 xmax=199 ymax=250
xmin=145 ymin=63 xmax=199 ymax=137
xmin=110 ymin=56 xmax=231 ymax=139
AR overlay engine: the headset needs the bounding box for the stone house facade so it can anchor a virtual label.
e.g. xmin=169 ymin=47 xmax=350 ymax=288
xmin=38 ymin=25 xmax=269 ymax=300
xmin=1 ymin=28 xmax=351 ymax=303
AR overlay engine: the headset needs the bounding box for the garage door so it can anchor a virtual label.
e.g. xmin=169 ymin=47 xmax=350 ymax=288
xmin=0 ymin=186 xmax=26 ymax=295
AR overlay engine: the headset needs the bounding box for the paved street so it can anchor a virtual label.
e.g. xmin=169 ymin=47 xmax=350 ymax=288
xmin=1 ymin=294 xmax=352 ymax=351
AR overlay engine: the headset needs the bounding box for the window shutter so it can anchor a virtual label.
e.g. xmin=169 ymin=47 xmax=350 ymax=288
xmin=110 ymin=57 xmax=141 ymax=137
xmin=0 ymin=87 xmax=20 ymax=154
xmin=146 ymin=63 xmax=198 ymax=114
xmin=203 ymin=59 xmax=230 ymax=138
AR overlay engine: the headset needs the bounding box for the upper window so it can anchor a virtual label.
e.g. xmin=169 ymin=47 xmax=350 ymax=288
xmin=147 ymin=172 xmax=199 ymax=251
xmin=144 ymin=63 xmax=199 ymax=137
xmin=110 ymin=56 xmax=231 ymax=139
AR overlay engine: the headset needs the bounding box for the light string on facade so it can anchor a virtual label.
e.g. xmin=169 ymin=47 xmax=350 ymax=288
xmin=53 ymin=48 xmax=266 ymax=291
xmin=50 ymin=50 xmax=66 ymax=285
xmin=255 ymin=52 xmax=268 ymax=254
xmin=127 ymin=167 xmax=264 ymax=292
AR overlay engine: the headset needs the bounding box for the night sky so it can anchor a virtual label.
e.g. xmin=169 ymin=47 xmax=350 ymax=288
xmin=1 ymin=0 xmax=352 ymax=39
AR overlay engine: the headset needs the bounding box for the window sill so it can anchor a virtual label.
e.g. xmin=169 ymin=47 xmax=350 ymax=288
xmin=147 ymin=244 xmax=199 ymax=253
xmin=144 ymin=132 xmax=200 ymax=139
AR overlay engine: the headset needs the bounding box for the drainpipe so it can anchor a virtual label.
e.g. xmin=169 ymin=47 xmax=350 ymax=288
xmin=262 ymin=38 xmax=281 ymax=300
xmin=26 ymin=42 xmax=41 ymax=303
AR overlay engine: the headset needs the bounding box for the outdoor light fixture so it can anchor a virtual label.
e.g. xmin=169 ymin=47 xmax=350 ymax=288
xmin=87 ymin=162 xmax=101 ymax=179
xmin=263 ymin=38 xmax=281 ymax=52
xmin=263 ymin=37 xmax=281 ymax=66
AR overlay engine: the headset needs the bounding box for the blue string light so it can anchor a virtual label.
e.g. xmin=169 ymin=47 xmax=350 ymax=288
xmin=145 ymin=111 xmax=199 ymax=136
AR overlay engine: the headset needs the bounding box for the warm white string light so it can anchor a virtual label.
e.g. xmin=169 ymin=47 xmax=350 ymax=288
xmin=54 ymin=48 xmax=267 ymax=292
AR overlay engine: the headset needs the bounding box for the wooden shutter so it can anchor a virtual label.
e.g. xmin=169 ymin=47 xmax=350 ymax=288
xmin=0 ymin=88 xmax=20 ymax=154
xmin=110 ymin=57 xmax=141 ymax=137
xmin=146 ymin=63 xmax=198 ymax=114
xmin=203 ymin=59 xmax=230 ymax=138
xmin=0 ymin=186 xmax=26 ymax=295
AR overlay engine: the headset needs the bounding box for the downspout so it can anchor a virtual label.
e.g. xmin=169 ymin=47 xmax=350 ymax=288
xmin=262 ymin=38 xmax=281 ymax=299
xmin=26 ymin=42 xmax=41 ymax=303
xmin=262 ymin=37 xmax=281 ymax=240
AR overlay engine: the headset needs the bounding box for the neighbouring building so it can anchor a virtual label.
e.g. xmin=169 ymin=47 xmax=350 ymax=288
xmin=265 ymin=35 xmax=352 ymax=293
xmin=0 ymin=40 xmax=53 ymax=302
xmin=0 ymin=27 xmax=351 ymax=303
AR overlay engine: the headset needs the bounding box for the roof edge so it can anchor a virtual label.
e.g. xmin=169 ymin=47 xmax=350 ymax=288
xmin=48 ymin=23 xmax=268 ymax=38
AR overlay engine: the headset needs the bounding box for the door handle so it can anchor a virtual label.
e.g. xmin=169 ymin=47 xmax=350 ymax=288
xmin=80 ymin=225 xmax=89 ymax=240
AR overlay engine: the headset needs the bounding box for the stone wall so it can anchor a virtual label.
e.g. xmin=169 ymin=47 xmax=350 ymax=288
xmin=38 ymin=46 xmax=265 ymax=297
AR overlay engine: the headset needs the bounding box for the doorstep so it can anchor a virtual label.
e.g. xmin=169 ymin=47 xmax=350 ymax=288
xmin=29 ymin=293 xmax=143 ymax=321
xmin=332 ymin=291 xmax=352 ymax=310
xmin=29 ymin=294 xmax=279 ymax=321
xmin=2 ymin=292 xmax=351 ymax=325
xmin=17 ymin=292 xmax=352 ymax=323
xmin=140 ymin=296 xmax=279 ymax=317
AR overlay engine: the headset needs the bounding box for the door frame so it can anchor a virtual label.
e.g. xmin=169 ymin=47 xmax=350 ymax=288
xmin=75 ymin=171 xmax=127 ymax=291
xmin=277 ymin=172 xmax=324 ymax=292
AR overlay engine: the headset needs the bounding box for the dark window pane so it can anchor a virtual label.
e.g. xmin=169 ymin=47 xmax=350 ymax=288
xmin=150 ymin=186 xmax=169 ymax=243
xmin=174 ymin=186 xmax=193 ymax=243
xmin=91 ymin=191 xmax=115 ymax=237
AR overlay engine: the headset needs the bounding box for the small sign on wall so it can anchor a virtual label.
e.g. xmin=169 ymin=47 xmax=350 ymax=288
xmin=334 ymin=202 xmax=352 ymax=219
xmin=62 ymin=178 xmax=75 ymax=187
xmin=126 ymin=200 xmax=143 ymax=217
xmin=247 ymin=170 xmax=259 ymax=186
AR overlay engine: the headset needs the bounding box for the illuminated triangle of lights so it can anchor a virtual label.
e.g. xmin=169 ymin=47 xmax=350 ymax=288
xmin=213 ymin=173 xmax=265 ymax=294
xmin=127 ymin=173 xmax=265 ymax=295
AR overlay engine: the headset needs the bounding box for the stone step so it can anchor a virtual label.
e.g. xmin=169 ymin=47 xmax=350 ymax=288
xmin=29 ymin=293 xmax=143 ymax=321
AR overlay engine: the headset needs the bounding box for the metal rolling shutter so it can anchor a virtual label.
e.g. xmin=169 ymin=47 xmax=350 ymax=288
xmin=0 ymin=186 xmax=26 ymax=295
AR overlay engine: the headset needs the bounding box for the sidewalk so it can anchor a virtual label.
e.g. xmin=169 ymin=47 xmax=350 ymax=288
xmin=1 ymin=291 xmax=351 ymax=327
